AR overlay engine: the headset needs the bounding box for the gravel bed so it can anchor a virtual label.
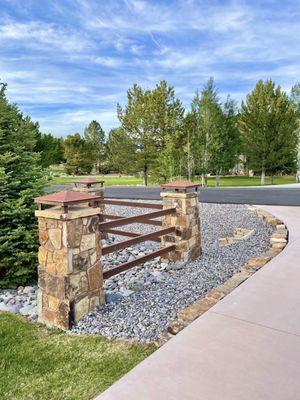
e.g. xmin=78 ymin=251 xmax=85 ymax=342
xmin=71 ymin=202 xmax=274 ymax=343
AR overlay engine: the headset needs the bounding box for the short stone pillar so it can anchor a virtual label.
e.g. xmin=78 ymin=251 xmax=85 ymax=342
xmin=73 ymin=178 xmax=107 ymax=239
xmin=160 ymin=181 xmax=201 ymax=262
xmin=34 ymin=190 xmax=104 ymax=330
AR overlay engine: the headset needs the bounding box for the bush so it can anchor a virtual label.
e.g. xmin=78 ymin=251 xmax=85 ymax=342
xmin=0 ymin=83 xmax=46 ymax=288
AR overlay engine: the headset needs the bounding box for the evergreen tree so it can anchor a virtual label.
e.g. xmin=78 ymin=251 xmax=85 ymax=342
xmin=0 ymin=83 xmax=46 ymax=287
xmin=239 ymin=80 xmax=298 ymax=185
xmin=35 ymin=132 xmax=64 ymax=167
xmin=84 ymin=120 xmax=106 ymax=172
xmin=118 ymin=81 xmax=184 ymax=185
xmin=106 ymin=128 xmax=137 ymax=173
xmin=63 ymin=133 xmax=94 ymax=174
xmin=211 ymin=96 xmax=241 ymax=186
xmin=117 ymin=84 xmax=156 ymax=185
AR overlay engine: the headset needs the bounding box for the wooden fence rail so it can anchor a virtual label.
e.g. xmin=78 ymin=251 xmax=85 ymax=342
xmin=99 ymin=208 xmax=176 ymax=230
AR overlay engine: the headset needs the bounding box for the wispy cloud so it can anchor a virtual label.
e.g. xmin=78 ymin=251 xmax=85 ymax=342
xmin=1 ymin=0 xmax=300 ymax=136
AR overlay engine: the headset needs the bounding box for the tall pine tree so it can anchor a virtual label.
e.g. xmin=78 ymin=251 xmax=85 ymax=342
xmin=239 ymin=80 xmax=298 ymax=185
xmin=84 ymin=120 xmax=106 ymax=172
xmin=0 ymin=83 xmax=45 ymax=287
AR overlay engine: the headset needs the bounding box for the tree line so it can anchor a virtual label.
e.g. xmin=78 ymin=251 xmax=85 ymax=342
xmin=56 ymin=78 xmax=299 ymax=186
xmin=0 ymin=79 xmax=299 ymax=287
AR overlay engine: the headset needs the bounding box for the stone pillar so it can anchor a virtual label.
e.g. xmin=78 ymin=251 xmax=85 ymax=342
xmin=35 ymin=193 xmax=104 ymax=330
xmin=160 ymin=182 xmax=201 ymax=263
xmin=73 ymin=178 xmax=107 ymax=238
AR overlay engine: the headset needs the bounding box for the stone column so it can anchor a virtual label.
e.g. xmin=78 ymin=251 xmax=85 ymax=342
xmin=35 ymin=203 xmax=104 ymax=330
xmin=73 ymin=178 xmax=107 ymax=238
xmin=160 ymin=182 xmax=201 ymax=263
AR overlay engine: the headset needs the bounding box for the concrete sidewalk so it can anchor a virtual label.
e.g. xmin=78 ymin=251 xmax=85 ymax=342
xmin=96 ymin=206 xmax=300 ymax=400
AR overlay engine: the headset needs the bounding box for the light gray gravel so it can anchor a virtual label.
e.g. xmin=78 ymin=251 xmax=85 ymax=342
xmin=72 ymin=202 xmax=274 ymax=343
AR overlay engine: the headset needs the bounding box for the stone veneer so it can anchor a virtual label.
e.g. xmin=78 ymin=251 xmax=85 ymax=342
xmin=36 ymin=205 xmax=104 ymax=330
xmin=73 ymin=184 xmax=107 ymax=239
xmin=161 ymin=190 xmax=201 ymax=262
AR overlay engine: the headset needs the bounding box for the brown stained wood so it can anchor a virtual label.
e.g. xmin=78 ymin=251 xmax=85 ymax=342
xmin=102 ymin=199 xmax=163 ymax=209
xmin=99 ymin=208 xmax=175 ymax=230
xmin=102 ymin=213 xmax=162 ymax=227
xmin=102 ymin=227 xmax=175 ymax=255
xmin=103 ymin=245 xmax=176 ymax=279
xmin=104 ymin=229 xmax=161 ymax=242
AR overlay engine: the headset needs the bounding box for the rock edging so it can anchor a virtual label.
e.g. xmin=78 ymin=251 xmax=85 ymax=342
xmin=167 ymin=206 xmax=288 ymax=337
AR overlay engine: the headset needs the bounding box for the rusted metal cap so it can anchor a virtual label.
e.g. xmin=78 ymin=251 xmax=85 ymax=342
xmin=161 ymin=181 xmax=200 ymax=192
xmin=74 ymin=177 xmax=105 ymax=187
xmin=34 ymin=190 xmax=102 ymax=207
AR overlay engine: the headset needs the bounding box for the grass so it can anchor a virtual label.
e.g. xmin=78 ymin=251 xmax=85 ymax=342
xmin=50 ymin=174 xmax=144 ymax=186
xmin=48 ymin=173 xmax=296 ymax=187
xmin=0 ymin=312 xmax=155 ymax=400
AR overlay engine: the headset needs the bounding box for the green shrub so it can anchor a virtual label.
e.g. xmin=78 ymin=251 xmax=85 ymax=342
xmin=0 ymin=83 xmax=46 ymax=288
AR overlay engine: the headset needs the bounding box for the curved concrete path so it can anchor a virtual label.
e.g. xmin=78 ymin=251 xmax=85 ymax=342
xmin=96 ymin=205 xmax=300 ymax=400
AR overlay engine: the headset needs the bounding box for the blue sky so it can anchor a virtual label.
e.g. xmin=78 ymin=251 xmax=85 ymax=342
xmin=1 ymin=0 xmax=300 ymax=137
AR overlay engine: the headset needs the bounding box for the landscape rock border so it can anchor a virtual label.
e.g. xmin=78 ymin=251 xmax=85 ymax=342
xmin=167 ymin=206 xmax=288 ymax=338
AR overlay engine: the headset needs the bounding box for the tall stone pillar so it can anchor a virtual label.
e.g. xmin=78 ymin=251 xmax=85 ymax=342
xmin=34 ymin=190 xmax=104 ymax=330
xmin=160 ymin=181 xmax=201 ymax=262
xmin=73 ymin=178 xmax=107 ymax=238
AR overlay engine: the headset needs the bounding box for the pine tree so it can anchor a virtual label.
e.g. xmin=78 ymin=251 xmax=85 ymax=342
xmin=84 ymin=120 xmax=106 ymax=173
xmin=63 ymin=133 xmax=94 ymax=174
xmin=118 ymin=81 xmax=184 ymax=185
xmin=211 ymin=96 xmax=241 ymax=186
xmin=0 ymin=83 xmax=46 ymax=287
xmin=106 ymin=128 xmax=137 ymax=173
xmin=35 ymin=132 xmax=64 ymax=167
xmin=239 ymin=80 xmax=298 ymax=185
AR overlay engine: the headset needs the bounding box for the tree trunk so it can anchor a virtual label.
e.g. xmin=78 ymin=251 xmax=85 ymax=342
xmin=201 ymin=173 xmax=206 ymax=187
xmin=144 ymin=165 xmax=148 ymax=186
xmin=216 ymin=174 xmax=221 ymax=187
xmin=261 ymin=167 xmax=266 ymax=185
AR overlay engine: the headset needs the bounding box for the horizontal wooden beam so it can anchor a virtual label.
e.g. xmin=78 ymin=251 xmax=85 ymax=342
xmin=102 ymin=199 xmax=163 ymax=209
xmin=102 ymin=213 xmax=162 ymax=227
xmin=103 ymin=245 xmax=176 ymax=279
xmin=102 ymin=227 xmax=175 ymax=255
xmin=104 ymin=229 xmax=161 ymax=242
xmin=99 ymin=208 xmax=175 ymax=230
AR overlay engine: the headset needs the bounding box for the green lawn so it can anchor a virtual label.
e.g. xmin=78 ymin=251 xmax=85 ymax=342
xmin=0 ymin=312 xmax=155 ymax=400
xmin=48 ymin=173 xmax=296 ymax=187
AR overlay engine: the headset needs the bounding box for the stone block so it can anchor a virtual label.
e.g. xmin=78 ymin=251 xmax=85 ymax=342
xmin=271 ymin=231 xmax=288 ymax=239
xmin=67 ymin=272 xmax=88 ymax=300
xmin=276 ymin=224 xmax=286 ymax=230
xmin=73 ymin=251 xmax=90 ymax=272
xmin=85 ymin=216 xmax=99 ymax=234
xmin=44 ymin=239 xmax=55 ymax=252
xmin=87 ymin=263 xmax=102 ymax=291
xmin=247 ymin=256 xmax=271 ymax=268
xmin=272 ymin=242 xmax=286 ymax=249
xmin=270 ymin=237 xmax=287 ymax=244
xmin=45 ymin=251 xmax=57 ymax=275
xmin=48 ymin=228 xmax=62 ymax=250
xmin=81 ymin=234 xmax=96 ymax=251
xmin=38 ymin=218 xmax=47 ymax=231
xmin=46 ymin=219 xmax=58 ymax=229
xmin=66 ymin=219 xmax=83 ymax=247
xmin=53 ymin=248 xmax=68 ymax=275
xmin=45 ymin=273 xmax=66 ymax=299
xmin=38 ymin=246 xmax=48 ymax=265
xmin=178 ymin=298 xmax=216 ymax=322
xmin=47 ymin=294 xmax=60 ymax=311
xmin=71 ymin=295 xmax=89 ymax=323
xmin=39 ymin=230 xmax=48 ymax=245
